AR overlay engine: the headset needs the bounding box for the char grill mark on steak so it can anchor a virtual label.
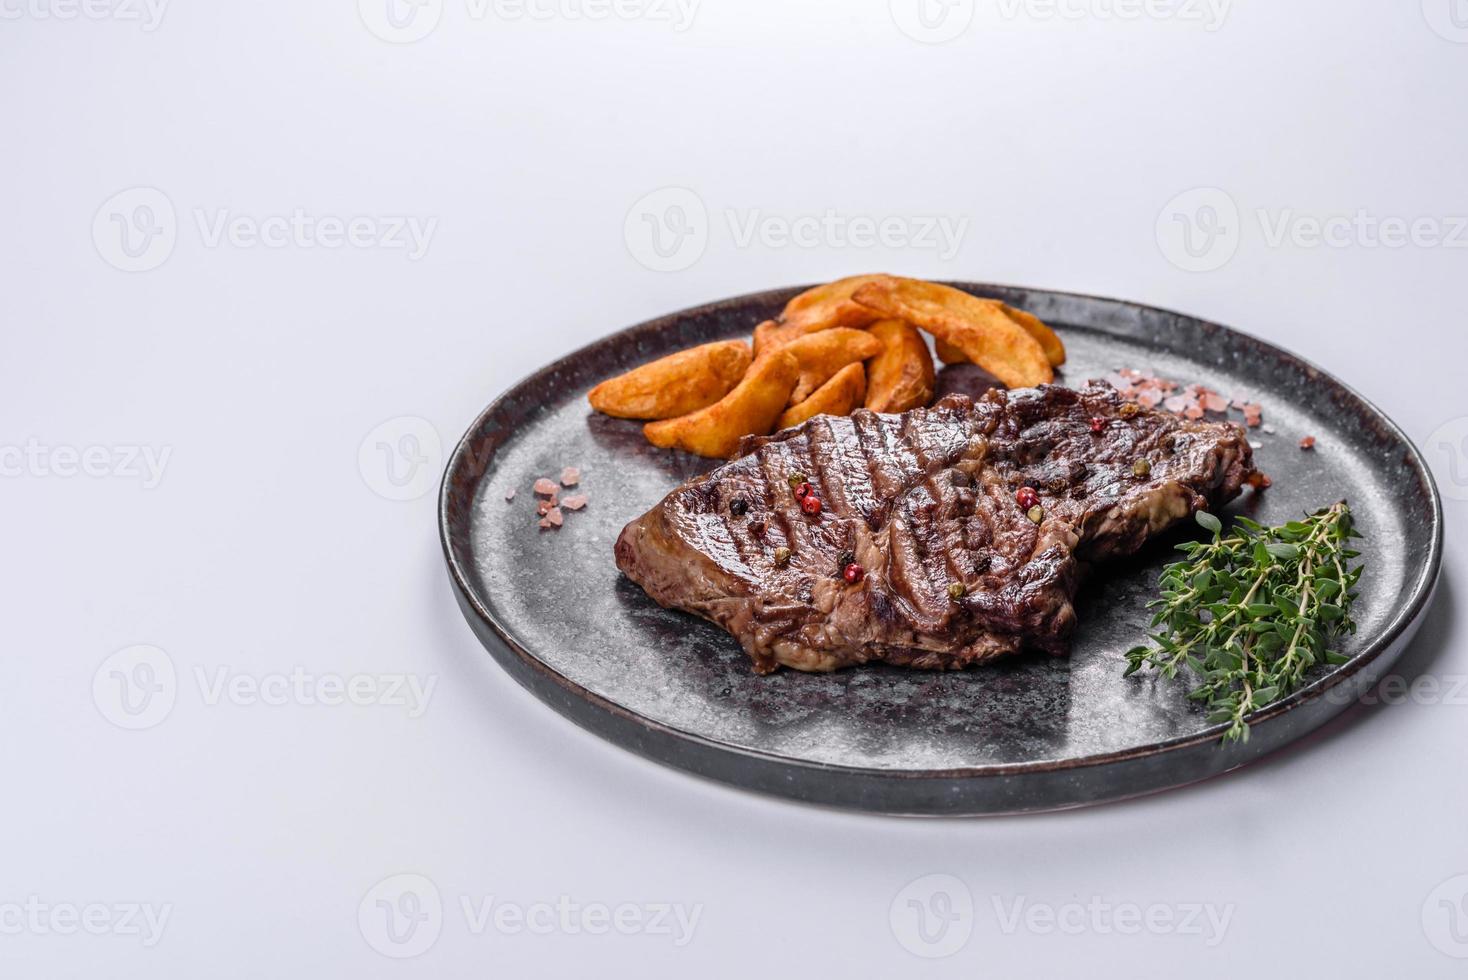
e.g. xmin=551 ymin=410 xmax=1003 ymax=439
xmin=614 ymin=381 xmax=1257 ymax=674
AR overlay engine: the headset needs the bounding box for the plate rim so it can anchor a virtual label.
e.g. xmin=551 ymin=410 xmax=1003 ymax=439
xmin=438 ymin=283 xmax=1444 ymax=784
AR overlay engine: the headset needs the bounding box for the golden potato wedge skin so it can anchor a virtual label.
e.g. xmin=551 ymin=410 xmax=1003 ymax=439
xmin=934 ymin=337 xmax=967 ymax=365
xmin=864 ymin=319 xmax=934 ymax=414
xmin=588 ymin=340 xmax=752 ymax=420
xmin=780 ymin=327 xmax=882 ymax=405
xmin=852 ymin=277 xmax=1052 ymax=388
xmin=1000 ymin=304 xmax=1066 ymax=367
xmin=779 ymin=274 xmax=890 ymax=331
xmin=776 ymin=362 xmax=866 ymax=430
xmin=643 ymin=350 xmax=799 ymax=459
xmin=758 ymin=274 xmax=889 ymax=352
xmin=751 ymin=319 xmax=781 ymax=358
xmin=930 ymin=308 xmax=1064 ymax=368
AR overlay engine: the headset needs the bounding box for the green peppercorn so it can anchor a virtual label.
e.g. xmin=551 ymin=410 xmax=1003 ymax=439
xmin=773 ymin=547 xmax=792 ymax=567
xmin=1027 ymin=505 xmax=1044 ymax=524
xmin=948 ymin=582 xmax=966 ymax=600
xmin=1133 ymin=458 xmax=1152 ymax=478
xmin=787 ymin=473 xmax=808 ymax=490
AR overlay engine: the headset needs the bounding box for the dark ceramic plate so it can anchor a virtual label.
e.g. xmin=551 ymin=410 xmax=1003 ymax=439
xmin=439 ymin=284 xmax=1442 ymax=815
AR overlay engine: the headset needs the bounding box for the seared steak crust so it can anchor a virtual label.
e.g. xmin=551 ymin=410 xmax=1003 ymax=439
xmin=614 ymin=382 xmax=1256 ymax=673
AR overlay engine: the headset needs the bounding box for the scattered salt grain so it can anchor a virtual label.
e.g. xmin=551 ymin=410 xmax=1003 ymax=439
xmin=504 ymin=489 xmax=516 ymax=502
xmin=1299 ymin=435 xmax=1316 ymax=450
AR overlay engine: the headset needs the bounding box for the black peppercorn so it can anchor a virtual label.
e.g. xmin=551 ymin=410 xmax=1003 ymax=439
xmin=730 ymin=497 xmax=749 ymax=516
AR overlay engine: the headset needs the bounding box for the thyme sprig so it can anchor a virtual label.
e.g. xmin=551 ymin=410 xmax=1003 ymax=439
xmin=1124 ymin=502 xmax=1363 ymax=743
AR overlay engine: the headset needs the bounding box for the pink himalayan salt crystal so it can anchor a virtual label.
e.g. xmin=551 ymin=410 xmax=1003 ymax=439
xmin=560 ymin=467 xmax=581 ymax=487
xmin=504 ymin=488 xmax=516 ymax=502
xmin=533 ymin=477 xmax=559 ymax=496
xmin=562 ymin=494 xmax=588 ymax=511
xmin=538 ymin=507 xmax=564 ymax=529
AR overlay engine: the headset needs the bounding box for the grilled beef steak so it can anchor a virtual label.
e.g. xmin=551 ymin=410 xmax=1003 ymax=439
xmin=614 ymin=382 xmax=1257 ymax=674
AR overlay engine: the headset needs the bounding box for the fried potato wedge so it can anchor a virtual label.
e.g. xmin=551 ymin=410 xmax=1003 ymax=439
xmin=998 ymin=304 xmax=1065 ymax=367
xmin=643 ymin=350 xmax=799 ymax=459
xmin=780 ymin=327 xmax=882 ymax=405
xmin=588 ymin=339 xmax=753 ymax=420
xmin=776 ymin=362 xmax=866 ymax=430
xmin=751 ymin=320 xmax=782 ymax=358
xmin=934 ymin=337 xmax=967 ymax=365
xmin=933 ymin=305 xmax=1064 ymax=367
xmin=754 ymin=274 xmax=889 ymax=354
xmin=864 ymin=319 xmax=934 ymax=413
xmin=852 ymin=277 xmax=1053 ymax=388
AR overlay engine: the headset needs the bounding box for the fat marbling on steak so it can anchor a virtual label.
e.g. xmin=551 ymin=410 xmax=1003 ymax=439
xmin=614 ymin=382 xmax=1257 ymax=674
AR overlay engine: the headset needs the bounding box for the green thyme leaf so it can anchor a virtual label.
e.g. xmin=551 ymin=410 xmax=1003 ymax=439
xmin=1121 ymin=502 xmax=1363 ymax=744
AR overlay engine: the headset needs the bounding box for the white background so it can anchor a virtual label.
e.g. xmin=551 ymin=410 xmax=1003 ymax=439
xmin=3 ymin=0 xmax=1466 ymax=976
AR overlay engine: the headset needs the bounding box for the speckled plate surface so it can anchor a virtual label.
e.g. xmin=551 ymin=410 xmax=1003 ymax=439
xmin=439 ymin=284 xmax=1442 ymax=815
